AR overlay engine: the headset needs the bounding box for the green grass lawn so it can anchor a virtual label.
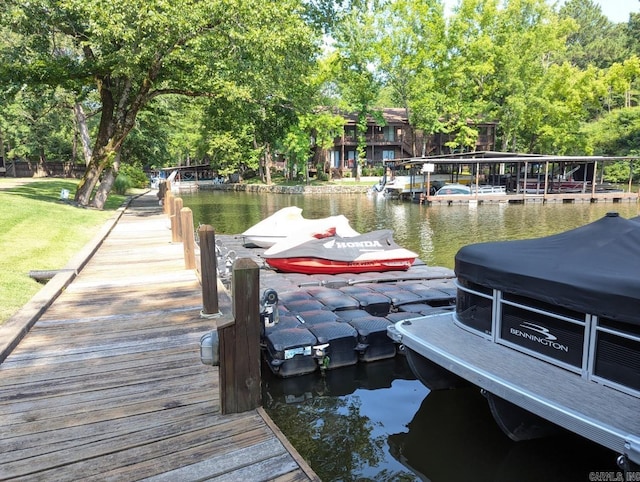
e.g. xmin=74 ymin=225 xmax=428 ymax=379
xmin=0 ymin=178 xmax=129 ymax=324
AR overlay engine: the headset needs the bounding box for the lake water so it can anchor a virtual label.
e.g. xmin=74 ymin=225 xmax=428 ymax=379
xmin=181 ymin=190 xmax=639 ymax=481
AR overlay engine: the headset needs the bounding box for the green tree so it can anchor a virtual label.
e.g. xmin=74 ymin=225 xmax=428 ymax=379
xmin=524 ymin=63 xmax=604 ymax=154
xmin=377 ymin=0 xmax=448 ymax=155
xmin=440 ymin=0 xmax=501 ymax=151
xmin=489 ymin=0 xmax=573 ymax=152
xmin=582 ymin=105 xmax=640 ymax=184
xmin=327 ymin=0 xmax=383 ymax=180
xmin=582 ymin=107 xmax=640 ymax=159
xmin=559 ymin=0 xmax=630 ymax=69
xmin=627 ymin=13 xmax=640 ymax=56
xmin=283 ymin=111 xmax=345 ymax=180
xmin=604 ymin=56 xmax=640 ymax=109
xmin=120 ymin=98 xmax=177 ymax=170
xmin=0 ymin=86 xmax=77 ymax=164
xmin=0 ymin=0 xmax=319 ymax=208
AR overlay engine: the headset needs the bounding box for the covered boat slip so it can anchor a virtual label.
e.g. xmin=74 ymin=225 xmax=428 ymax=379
xmin=395 ymin=313 xmax=640 ymax=463
xmin=383 ymin=152 xmax=640 ymax=203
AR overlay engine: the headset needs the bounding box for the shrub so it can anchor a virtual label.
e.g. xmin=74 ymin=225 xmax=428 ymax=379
xmin=119 ymin=163 xmax=150 ymax=188
xmin=113 ymin=173 xmax=133 ymax=195
xmin=363 ymin=166 xmax=384 ymax=177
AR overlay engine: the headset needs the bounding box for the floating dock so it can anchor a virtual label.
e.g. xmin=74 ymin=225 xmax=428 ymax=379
xmin=214 ymin=235 xmax=457 ymax=378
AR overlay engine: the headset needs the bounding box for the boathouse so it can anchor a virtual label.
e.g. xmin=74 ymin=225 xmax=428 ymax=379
xmin=381 ymin=151 xmax=639 ymax=204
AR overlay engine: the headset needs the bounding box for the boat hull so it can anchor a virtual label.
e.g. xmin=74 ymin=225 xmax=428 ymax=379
xmin=394 ymin=312 xmax=640 ymax=466
xmin=404 ymin=345 xmax=468 ymax=391
xmin=483 ymin=390 xmax=561 ymax=441
xmin=263 ymin=229 xmax=418 ymax=275
xmin=265 ymin=256 xmax=415 ymax=275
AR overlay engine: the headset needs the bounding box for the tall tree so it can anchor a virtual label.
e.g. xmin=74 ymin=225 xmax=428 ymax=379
xmin=581 ymin=107 xmax=640 ymax=167
xmin=488 ymin=0 xmax=573 ymax=152
xmin=627 ymin=13 xmax=640 ymax=56
xmin=559 ymin=0 xmax=630 ymax=69
xmin=0 ymin=0 xmax=319 ymax=208
xmin=378 ymin=0 xmax=448 ymax=155
xmin=282 ymin=111 xmax=345 ymax=180
xmin=0 ymin=86 xmax=76 ymax=164
xmin=327 ymin=0 xmax=383 ymax=180
xmin=440 ymin=0 xmax=501 ymax=151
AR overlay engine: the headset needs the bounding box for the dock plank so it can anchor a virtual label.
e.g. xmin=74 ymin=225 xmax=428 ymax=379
xmin=2 ymin=412 xmax=267 ymax=480
xmin=2 ymin=396 xmax=217 ymax=458
xmin=0 ymin=345 xmax=197 ymax=387
xmin=87 ymin=429 xmax=279 ymax=482
xmin=0 ymin=191 xmax=318 ymax=482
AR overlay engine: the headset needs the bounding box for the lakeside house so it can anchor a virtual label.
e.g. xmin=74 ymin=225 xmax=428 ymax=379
xmin=321 ymin=108 xmax=498 ymax=177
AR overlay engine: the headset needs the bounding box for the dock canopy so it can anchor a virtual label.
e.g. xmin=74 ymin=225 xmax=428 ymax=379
xmin=455 ymin=213 xmax=640 ymax=325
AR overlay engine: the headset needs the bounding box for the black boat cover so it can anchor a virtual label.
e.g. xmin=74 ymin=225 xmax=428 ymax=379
xmin=455 ymin=212 xmax=640 ymax=325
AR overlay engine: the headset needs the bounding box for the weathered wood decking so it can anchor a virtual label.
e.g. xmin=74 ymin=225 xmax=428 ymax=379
xmin=0 ymin=192 xmax=318 ymax=481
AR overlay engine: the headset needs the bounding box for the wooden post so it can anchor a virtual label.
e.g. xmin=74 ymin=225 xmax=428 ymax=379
xmin=167 ymin=191 xmax=175 ymax=234
xmin=171 ymin=197 xmax=183 ymax=242
xmin=158 ymin=181 xmax=167 ymax=205
xmin=199 ymin=225 xmax=219 ymax=316
xmin=180 ymin=208 xmax=195 ymax=269
xmin=218 ymin=258 xmax=261 ymax=414
xmin=544 ymin=161 xmax=550 ymax=200
xmin=164 ymin=186 xmax=173 ymax=215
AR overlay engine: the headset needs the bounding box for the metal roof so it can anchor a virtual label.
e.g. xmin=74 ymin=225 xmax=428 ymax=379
xmin=385 ymin=151 xmax=639 ymax=168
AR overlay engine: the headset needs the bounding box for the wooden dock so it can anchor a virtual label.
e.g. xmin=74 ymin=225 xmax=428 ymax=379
xmin=0 ymin=191 xmax=318 ymax=481
xmin=423 ymin=190 xmax=639 ymax=205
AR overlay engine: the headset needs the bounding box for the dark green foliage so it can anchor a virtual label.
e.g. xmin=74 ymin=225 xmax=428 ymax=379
xmin=118 ymin=163 xmax=150 ymax=189
xmin=560 ymin=0 xmax=631 ymax=68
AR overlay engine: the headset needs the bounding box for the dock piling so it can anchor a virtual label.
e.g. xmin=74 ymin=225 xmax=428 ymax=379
xmin=171 ymin=197 xmax=183 ymax=242
xmin=198 ymin=224 xmax=219 ymax=316
xmin=180 ymin=207 xmax=196 ymax=269
xmin=164 ymin=187 xmax=173 ymax=215
xmin=219 ymin=258 xmax=262 ymax=414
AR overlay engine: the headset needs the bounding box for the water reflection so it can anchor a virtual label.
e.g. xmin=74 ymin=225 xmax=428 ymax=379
xmin=262 ymin=357 xmax=429 ymax=481
xmin=182 ymin=190 xmax=640 ymax=270
xmin=263 ymin=357 xmax=618 ymax=481
xmin=390 ymin=387 xmax=617 ymax=482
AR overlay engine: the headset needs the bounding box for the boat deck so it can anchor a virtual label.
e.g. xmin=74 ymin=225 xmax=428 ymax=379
xmin=0 ymin=192 xmax=318 ymax=481
xmin=395 ymin=313 xmax=640 ymax=459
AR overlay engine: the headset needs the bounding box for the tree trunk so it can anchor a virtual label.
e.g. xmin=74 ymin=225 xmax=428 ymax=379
xmin=0 ymin=128 xmax=6 ymax=171
xmin=264 ymin=144 xmax=272 ymax=185
xmin=75 ymin=73 xmax=119 ymax=207
xmin=91 ymin=169 xmax=115 ymax=209
xmin=73 ymin=103 xmax=93 ymax=165
xmin=91 ymin=153 xmax=121 ymax=209
xmin=39 ymin=148 xmax=47 ymax=175
xmin=75 ymin=158 xmax=103 ymax=206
